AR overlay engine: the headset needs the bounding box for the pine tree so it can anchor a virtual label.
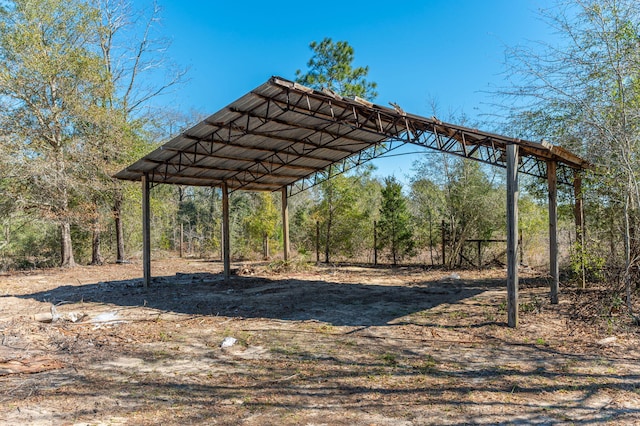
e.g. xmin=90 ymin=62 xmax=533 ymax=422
xmin=295 ymin=37 xmax=377 ymax=100
xmin=378 ymin=177 xmax=414 ymax=266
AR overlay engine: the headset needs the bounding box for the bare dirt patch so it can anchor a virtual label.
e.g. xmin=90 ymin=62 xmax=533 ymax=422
xmin=1 ymin=258 xmax=639 ymax=425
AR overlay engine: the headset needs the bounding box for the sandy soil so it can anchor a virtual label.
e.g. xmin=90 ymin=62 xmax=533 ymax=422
xmin=0 ymin=258 xmax=639 ymax=425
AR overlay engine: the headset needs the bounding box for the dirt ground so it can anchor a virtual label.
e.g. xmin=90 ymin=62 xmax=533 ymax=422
xmin=1 ymin=258 xmax=639 ymax=425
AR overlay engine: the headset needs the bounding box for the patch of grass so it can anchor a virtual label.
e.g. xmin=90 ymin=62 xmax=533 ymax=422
xmin=483 ymin=309 xmax=496 ymax=322
xmin=535 ymin=337 xmax=547 ymax=346
xmin=317 ymin=324 xmax=336 ymax=335
xmin=379 ymin=353 xmax=398 ymax=367
xmin=158 ymin=331 xmax=170 ymax=342
xmin=270 ymin=343 xmax=302 ymax=357
xmin=449 ymin=311 xmax=468 ymax=319
xmin=413 ymin=354 xmax=437 ymax=374
xmin=521 ymin=295 xmax=544 ymax=314
xmin=559 ymin=359 xmax=577 ymax=373
xmin=338 ymin=338 xmax=356 ymax=348
xmin=234 ymin=330 xmax=252 ymax=347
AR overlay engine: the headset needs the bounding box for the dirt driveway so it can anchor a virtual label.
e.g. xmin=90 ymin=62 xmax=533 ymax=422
xmin=1 ymin=258 xmax=639 ymax=425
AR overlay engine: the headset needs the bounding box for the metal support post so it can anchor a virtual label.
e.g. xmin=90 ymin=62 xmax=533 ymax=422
xmin=506 ymin=145 xmax=520 ymax=328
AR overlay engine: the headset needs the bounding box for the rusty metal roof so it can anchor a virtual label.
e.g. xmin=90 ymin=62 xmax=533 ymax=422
xmin=114 ymin=76 xmax=591 ymax=193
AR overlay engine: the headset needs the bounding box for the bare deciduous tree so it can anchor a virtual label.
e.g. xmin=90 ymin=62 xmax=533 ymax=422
xmin=499 ymin=0 xmax=640 ymax=319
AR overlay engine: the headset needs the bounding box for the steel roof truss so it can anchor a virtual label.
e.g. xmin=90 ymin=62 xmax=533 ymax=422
xmin=288 ymin=138 xmax=407 ymax=196
xmin=116 ymin=77 xmax=590 ymax=192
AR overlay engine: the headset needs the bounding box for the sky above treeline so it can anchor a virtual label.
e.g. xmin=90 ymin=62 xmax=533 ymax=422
xmin=135 ymin=0 xmax=558 ymax=182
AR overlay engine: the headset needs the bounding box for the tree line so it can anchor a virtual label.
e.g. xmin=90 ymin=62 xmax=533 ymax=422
xmin=0 ymin=0 xmax=183 ymax=268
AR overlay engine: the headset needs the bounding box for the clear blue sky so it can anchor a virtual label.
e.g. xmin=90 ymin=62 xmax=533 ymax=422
xmin=137 ymin=0 xmax=556 ymax=184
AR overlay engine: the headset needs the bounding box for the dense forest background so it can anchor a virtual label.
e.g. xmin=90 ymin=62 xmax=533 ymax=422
xmin=0 ymin=0 xmax=638 ymax=316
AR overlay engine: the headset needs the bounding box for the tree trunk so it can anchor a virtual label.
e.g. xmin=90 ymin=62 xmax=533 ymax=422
xmin=60 ymin=221 xmax=76 ymax=268
xmin=91 ymin=227 xmax=104 ymax=265
xmin=91 ymin=205 xmax=104 ymax=265
xmin=392 ymin=224 xmax=397 ymax=266
xmin=325 ymin=211 xmax=332 ymax=264
xmin=113 ymin=188 xmax=126 ymax=263
xmin=263 ymin=232 xmax=269 ymax=260
xmin=624 ymin=195 xmax=633 ymax=313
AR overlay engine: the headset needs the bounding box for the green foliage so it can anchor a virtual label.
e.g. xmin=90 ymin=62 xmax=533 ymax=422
xmin=0 ymin=0 xmax=112 ymax=266
xmin=171 ymin=187 xmax=220 ymax=257
xmin=307 ymin=167 xmax=380 ymax=263
xmin=0 ymin=217 xmax=59 ymax=270
xmin=502 ymin=0 xmax=640 ymax=276
xmin=409 ymin=177 xmax=445 ymax=264
xmin=0 ymin=0 xmax=188 ymax=267
xmin=412 ymin=155 xmax=504 ymax=267
xmin=377 ymin=176 xmax=415 ymax=265
xmin=570 ymin=240 xmax=605 ymax=282
xmin=290 ymin=191 xmax=314 ymax=252
xmin=295 ymin=37 xmax=377 ymax=100
xmin=244 ymin=192 xmax=280 ymax=259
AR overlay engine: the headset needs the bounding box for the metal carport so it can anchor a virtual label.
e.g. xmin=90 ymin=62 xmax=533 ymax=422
xmin=115 ymin=76 xmax=591 ymax=327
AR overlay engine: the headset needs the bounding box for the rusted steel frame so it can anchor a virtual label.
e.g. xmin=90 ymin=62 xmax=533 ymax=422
xmin=145 ymin=135 xmax=225 ymax=182
xmin=154 ymin=145 xmax=318 ymax=176
xmin=461 ymin=132 xmax=469 ymax=157
xmin=138 ymin=170 xmax=281 ymax=191
xmin=148 ymin=169 xmax=160 ymax=189
xmin=360 ymin=108 xmax=387 ymax=133
xmin=272 ymin=80 xmax=590 ymax=171
xmin=181 ymin=132 xmax=336 ymax=164
xmin=232 ymin=123 xmax=356 ymax=156
xmin=175 ymin=140 xmax=207 ymax=172
xmin=405 ymin=126 xmax=579 ymax=185
xmin=140 ymin=158 xmax=303 ymax=182
xmin=256 ymin=92 xmax=404 ymax=141
xmin=217 ymin=103 xmax=372 ymax=191
xmin=224 ymin=103 xmax=395 ymax=193
xmin=233 ymin=167 xmax=300 ymax=189
xmin=519 ymin=155 xmax=546 ymax=178
xmin=403 ymin=117 xmax=414 ymax=142
xmin=163 ymin=134 xmax=324 ymax=186
xmin=506 ymin=144 xmax=519 ymax=328
xmin=284 ymin=87 xmax=312 ymax=114
xmin=226 ymin=141 xmax=359 ymax=193
xmin=142 ymin=173 xmax=151 ymax=288
xmin=227 ymin=107 xmax=376 ymax=147
xmin=288 ymin=139 xmax=406 ymax=196
xmin=226 ymin=176 xmax=281 ymax=191
xmin=275 ymin=85 xmax=408 ymax=140
xmin=408 ymin=130 xmax=516 ymax=173
xmin=440 ymin=134 xmax=464 ymax=155
xmin=490 ymin=139 xmax=501 ymax=165
xmin=556 ymin=163 xmax=575 ymax=186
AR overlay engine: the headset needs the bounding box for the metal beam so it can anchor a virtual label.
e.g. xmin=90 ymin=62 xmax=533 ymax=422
xmin=574 ymin=172 xmax=586 ymax=289
xmin=288 ymin=139 xmax=407 ymax=196
xmin=179 ymin=132 xmax=342 ymax=168
xmin=139 ymin=155 xmax=314 ymax=179
xmin=548 ymin=161 xmax=559 ymax=304
xmin=222 ymin=107 xmax=378 ymax=149
xmin=142 ymin=173 xmax=151 ymax=288
xmin=282 ymin=187 xmax=290 ymax=262
xmin=506 ymin=144 xmax=519 ymax=328
xmin=222 ymin=181 xmax=230 ymax=281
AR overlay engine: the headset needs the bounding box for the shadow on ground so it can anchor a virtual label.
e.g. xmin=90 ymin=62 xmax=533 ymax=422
xmin=8 ymin=270 xmax=508 ymax=326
